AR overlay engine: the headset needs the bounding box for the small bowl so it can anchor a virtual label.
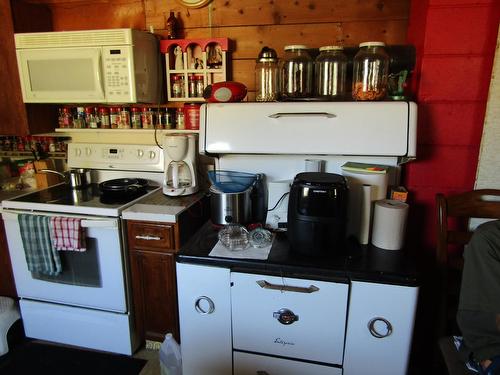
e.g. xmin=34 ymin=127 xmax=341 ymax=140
xmin=218 ymin=224 xmax=250 ymax=251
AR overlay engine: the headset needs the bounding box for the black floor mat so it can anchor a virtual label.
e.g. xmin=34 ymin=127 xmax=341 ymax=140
xmin=0 ymin=339 xmax=147 ymax=375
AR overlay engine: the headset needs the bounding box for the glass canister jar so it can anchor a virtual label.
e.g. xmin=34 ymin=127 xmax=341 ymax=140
xmin=315 ymin=46 xmax=347 ymax=100
xmin=280 ymin=45 xmax=313 ymax=99
xmin=255 ymin=46 xmax=280 ymax=102
xmin=352 ymin=41 xmax=389 ymax=101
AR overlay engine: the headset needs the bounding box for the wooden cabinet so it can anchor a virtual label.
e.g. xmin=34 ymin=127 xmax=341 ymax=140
xmin=126 ymin=199 xmax=208 ymax=344
xmin=0 ymin=0 xmax=55 ymax=136
xmin=127 ymin=221 xmax=180 ymax=343
xmin=0 ymin=217 xmax=17 ymax=298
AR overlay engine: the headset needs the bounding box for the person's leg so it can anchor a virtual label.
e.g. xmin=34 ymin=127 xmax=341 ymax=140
xmin=457 ymin=220 xmax=500 ymax=367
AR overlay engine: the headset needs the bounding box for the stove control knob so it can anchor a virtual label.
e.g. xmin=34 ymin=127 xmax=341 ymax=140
xmin=149 ymin=151 xmax=156 ymax=159
xmin=85 ymin=147 xmax=92 ymax=156
xmin=137 ymin=149 xmax=144 ymax=158
xmin=75 ymin=148 xmax=82 ymax=157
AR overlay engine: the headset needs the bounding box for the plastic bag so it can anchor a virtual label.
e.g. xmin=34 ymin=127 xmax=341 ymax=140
xmin=159 ymin=333 xmax=182 ymax=375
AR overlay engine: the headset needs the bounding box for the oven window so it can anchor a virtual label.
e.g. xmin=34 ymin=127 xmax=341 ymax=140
xmin=32 ymin=238 xmax=101 ymax=287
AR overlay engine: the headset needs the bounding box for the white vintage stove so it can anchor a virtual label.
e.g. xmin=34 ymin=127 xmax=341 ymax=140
xmin=176 ymin=101 xmax=419 ymax=375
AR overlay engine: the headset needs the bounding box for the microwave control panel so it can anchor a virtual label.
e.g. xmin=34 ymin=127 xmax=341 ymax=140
xmin=102 ymin=46 xmax=135 ymax=102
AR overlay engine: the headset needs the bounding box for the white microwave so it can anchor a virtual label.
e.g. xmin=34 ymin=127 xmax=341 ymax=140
xmin=14 ymin=28 xmax=161 ymax=104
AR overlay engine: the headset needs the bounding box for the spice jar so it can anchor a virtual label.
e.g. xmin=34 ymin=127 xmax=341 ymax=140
xmin=315 ymin=46 xmax=347 ymax=100
xmin=110 ymin=107 xmax=120 ymax=128
xmin=188 ymin=74 xmax=197 ymax=98
xmin=99 ymin=107 xmax=110 ymax=129
xmin=176 ymin=108 xmax=185 ymax=130
xmin=61 ymin=107 xmax=73 ymax=128
xmin=352 ymin=41 xmax=389 ymax=101
xmin=131 ymin=107 xmax=142 ymax=129
xmin=255 ymin=46 xmax=280 ymax=102
xmin=119 ymin=107 xmax=131 ymax=129
xmin=141 ymin=107 xmax=154 ymax=129
xmin=172 ymin=74 xmax=184 ymax=98
xmin=195 ymin=75 xmax=204 ymax=97
xmin=280 ymin=45 xmax=313 ymax=99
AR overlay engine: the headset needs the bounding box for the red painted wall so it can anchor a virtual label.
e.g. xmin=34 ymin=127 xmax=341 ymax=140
xmin=405 ymin=0 xmax=500 ymax=253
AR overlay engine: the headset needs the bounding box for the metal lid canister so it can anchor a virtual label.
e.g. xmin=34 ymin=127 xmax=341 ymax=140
xmin=315 ymin=46 xmax=347 ymax=100
xmin=183 ymin=103 xmax=201 ymax=130
xmin=280 ymin=45 xmax=313 ymax=99
xmin=352 ymin=41 xmax=389 ymax=101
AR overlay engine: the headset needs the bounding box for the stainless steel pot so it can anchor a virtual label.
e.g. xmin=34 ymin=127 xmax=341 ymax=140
xmin=210 ymin=186 xmax=252 ymax=225
xmin=40 ymin=168 xmax=92 ymax=189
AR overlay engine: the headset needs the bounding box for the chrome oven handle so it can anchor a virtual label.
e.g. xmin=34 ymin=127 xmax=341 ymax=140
xmin=368 ymin=317 xmax=393 ymax=338
xmin=268 ymin=112 xmax=336 ymax=119
xmin=256 ymin=280 xmax=319 ymax=294
xmin=135 ymin=235 xmax=162 ymax=241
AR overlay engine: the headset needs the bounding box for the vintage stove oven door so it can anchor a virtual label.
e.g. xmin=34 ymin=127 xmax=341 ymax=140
xmin=2 ymin=210 xmax=127 ymax=312
xmin=231 ymin=272 xmax=349 ymax=365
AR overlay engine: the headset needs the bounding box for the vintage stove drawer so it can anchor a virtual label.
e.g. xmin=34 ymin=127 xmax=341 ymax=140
xmin=127 ymin=221 xmax=175 ymax=251
xmin=230 ymin=272 xmax=348 ymax=365
xmin=233 ymin=351 xmax=342 ymax=375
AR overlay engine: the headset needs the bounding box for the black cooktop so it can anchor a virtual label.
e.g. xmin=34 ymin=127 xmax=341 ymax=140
xmin=10 ymin=182 xmax=159 ymax=208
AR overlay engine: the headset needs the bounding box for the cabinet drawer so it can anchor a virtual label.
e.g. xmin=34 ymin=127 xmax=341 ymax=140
xmin=231 ymin=272 xmax=348 ymax=365
xmin=234 ymin=351 xmax=341 ymax=375
xmin=127 ymin=221 xmax=175 ymax=251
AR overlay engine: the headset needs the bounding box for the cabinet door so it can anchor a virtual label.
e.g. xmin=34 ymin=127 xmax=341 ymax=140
xmin=0 ymin=217 xmax=16 ymax=297
xmin=176 ymin=263 xmax=232 ymax=375
xmin=343 ymin=281 xmax=418 ymax=375
xmin=0 ymin=1 xmax=55 ymax=136
xmin=129 ymin=250 xmax=179 ymax=342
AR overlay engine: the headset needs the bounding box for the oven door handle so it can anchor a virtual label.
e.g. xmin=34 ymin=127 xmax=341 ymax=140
xmin=256 ymin=280 xmax=320 ymax=293
xmin=80 ymin=220 xmax=117 ymax=228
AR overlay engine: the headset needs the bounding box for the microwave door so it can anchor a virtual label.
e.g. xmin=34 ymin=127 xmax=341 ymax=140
xmin=17 ymin=47 xmax=105 ymax=103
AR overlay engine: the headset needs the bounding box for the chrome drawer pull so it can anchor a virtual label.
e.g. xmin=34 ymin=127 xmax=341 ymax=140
xmin=135 ymin=235 xmax=162 ymax=241
xmin=268 ymin=112 xmax=336 ymax=119
xmin=273 ymin=308 xmax=299 ymax=325
xmin=256 ymin=280 xmax=319 ymax=293
xmin=194 ymin=296 xmax=215 ymax=315
xmin=368 ymin=317 xmax=393 ymax=338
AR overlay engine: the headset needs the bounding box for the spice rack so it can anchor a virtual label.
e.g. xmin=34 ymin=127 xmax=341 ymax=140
xmin=160 ymin=38 xmax=228 ymax=102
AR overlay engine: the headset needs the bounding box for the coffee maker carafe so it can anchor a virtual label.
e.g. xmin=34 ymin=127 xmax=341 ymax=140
xmin=163 ymin=134 xmax=199 ymax=196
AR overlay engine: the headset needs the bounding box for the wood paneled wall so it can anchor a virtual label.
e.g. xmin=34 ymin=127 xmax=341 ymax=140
xmin=26 ymin=0 xmax=410 ymax=100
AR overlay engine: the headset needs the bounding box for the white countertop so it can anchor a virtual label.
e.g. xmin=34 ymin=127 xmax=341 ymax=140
xmin=121 ymin=189 xmax=206 ymax=223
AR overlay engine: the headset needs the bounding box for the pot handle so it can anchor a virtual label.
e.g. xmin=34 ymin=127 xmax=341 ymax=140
xmin=39 ymin=169 xmax=66 ymax=179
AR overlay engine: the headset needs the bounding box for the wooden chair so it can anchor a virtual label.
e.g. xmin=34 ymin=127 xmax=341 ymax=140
xmin=435 ymin=189 xmax=500 ymax=373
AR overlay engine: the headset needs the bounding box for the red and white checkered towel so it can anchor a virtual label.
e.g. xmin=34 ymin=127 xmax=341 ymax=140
xmin=49 ymin=217 xmax=87 ymax=252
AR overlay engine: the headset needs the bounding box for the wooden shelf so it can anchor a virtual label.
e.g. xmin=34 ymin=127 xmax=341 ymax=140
xmin=0 ymin=151 xmax=66 ymax=159
xmin=54 ymin=128 xmax=199 ymax=134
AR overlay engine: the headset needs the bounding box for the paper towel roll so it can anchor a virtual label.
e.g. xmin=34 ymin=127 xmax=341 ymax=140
xmin=371 ymin=199 xmax=409 ymax=250
xmin=358 ymin=184 xmax=373 ymax=244
xmin=341 ymin=170 xmax=388 ymax=200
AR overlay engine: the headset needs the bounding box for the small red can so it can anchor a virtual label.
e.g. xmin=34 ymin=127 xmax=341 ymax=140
xmin=183 ymin=103 xmax=201 ymax=130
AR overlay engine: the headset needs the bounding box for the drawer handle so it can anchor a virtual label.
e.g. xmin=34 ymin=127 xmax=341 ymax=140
xmin=135 ymin=235 xmax=162 ymax=241
xmin=256 ymin=280 xmax=319 ymax=294
xmin=368 ymin=317 xmax=393 ymax=338
xmin=194 ymin=296 xmax=215 ymax=315
xmin=268 ymin=112 xmax=336 ymax=119
xmin=273 ymin=308 xmax=299 ymax=325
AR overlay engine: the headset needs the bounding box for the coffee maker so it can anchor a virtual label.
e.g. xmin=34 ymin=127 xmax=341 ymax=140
xmin=163 ymin=134 xmax=199 ymax=196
